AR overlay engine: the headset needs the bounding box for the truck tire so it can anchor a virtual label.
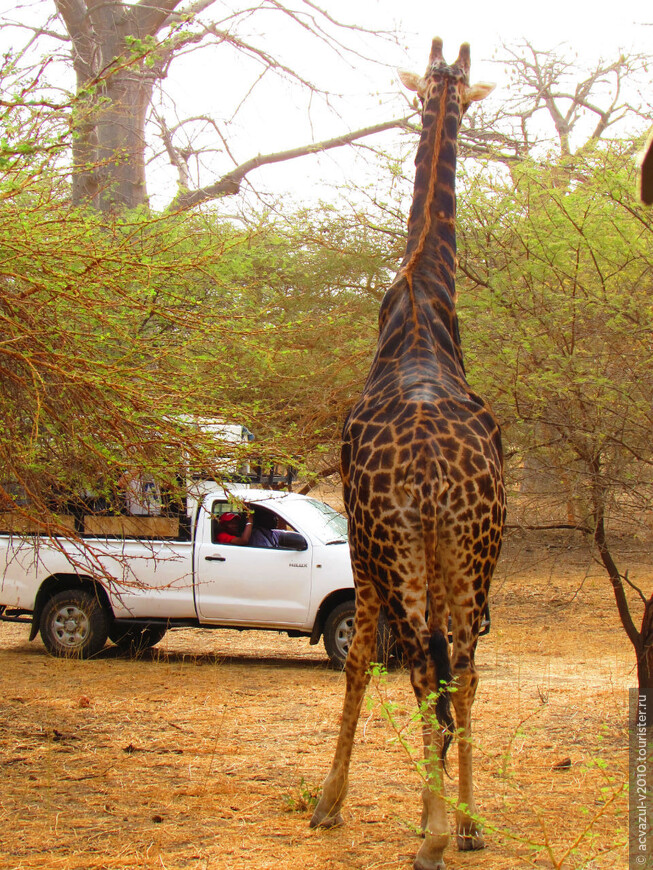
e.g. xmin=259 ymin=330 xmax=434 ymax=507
xmin=40 ymin=589 xmax=109 ymax=658
xmin=110 ymin=623 xmax=167 ymax=655
xmin=323 ymin=602 xmax=401 ymax=669
xmin=323 ymin=600 xmax=356 ymax=668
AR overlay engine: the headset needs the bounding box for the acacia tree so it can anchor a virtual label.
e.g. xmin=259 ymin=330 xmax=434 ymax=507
xmin=0 ymin=76 xmax=297 ymax=526
xmin=457 ymin=142 xmax=653 ymax=688
xmin=0 ymin=72 xmax=400 ymax=524
xmin=462 ymin=41 xmax=652 ymax=165
xmin=199 ymin=204 xmax=391 ymax=470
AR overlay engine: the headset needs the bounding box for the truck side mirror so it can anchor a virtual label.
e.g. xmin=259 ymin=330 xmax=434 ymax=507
xmin=277 ymin=531 xmax=308 ymax=551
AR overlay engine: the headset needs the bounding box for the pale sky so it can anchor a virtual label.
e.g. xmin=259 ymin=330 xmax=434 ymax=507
xmin=155 ymin=0 xmax=652 ymax=209
xmin=393 ymin=0 xmax=651 ymax=71
xmin=2 ymin=0 xmax=651 ymax=208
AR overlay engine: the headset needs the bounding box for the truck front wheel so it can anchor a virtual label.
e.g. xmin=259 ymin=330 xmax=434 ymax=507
xmin=323 ymin=601 xmax=356 ymax=668
xmin=40 ymin=589 xmax=109 ymax=658
xmin=323 ymin=602 xmax=401 ymax=669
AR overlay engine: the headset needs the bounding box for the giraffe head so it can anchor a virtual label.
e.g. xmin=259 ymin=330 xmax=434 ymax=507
xmin=399 ymin=38 xmax=494 ymax=121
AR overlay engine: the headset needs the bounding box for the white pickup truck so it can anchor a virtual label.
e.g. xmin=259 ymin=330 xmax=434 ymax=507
xmin=0 ymin=485 xmax=366 ymax=667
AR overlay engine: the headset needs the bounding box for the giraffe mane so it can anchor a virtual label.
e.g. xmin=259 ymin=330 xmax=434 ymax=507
xmin=402 ymin=84 xmax=450 ymax=292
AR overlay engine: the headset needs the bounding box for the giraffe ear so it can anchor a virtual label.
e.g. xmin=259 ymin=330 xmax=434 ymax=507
xmin=399 ymin=69 xmax=426 ymax=98
xmin=464 ymin=81 xmax=495 ymax=103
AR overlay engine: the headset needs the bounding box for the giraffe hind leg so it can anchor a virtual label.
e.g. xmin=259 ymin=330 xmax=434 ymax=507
xmin=310 ymin=584 xmax=380 ymax=829
xmin=381 ymin=614 xmax=450 ymax=870
xmin=449 ymin=602 xmax=487 ymax=852
xmin=428 ymin=629 xmax=455 ymax=763
xmin=451 ymin=665 xmax=485 ymax=851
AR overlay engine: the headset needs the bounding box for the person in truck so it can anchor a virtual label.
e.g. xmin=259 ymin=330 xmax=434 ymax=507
xmin=249 ymin=510 xmax=282 ymax=548
xmin=215 ymin=511 xmax=254 ymax=545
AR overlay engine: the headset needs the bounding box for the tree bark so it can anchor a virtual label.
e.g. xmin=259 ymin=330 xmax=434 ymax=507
xmin=591 ymin=457 xmax=650 ymax=690
xmin=55 ymin=0 xmax=182 ymax=210
xmin=640 ymin=595 xmax=653 ymax=692
xmin=95 ymin=66 xmax=154 ymax=211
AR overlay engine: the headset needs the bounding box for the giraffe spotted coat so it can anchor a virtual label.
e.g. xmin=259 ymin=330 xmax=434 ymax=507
xmin=311 ymin=39 xmax=505 ymax=870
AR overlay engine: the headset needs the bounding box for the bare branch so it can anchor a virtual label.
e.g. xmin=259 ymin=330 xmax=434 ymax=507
xmin=167 ymin=113 xmax=417 ymax=211
xmin=484 ymin=41 xmax=653 ymax=162
xmin=152 ymin=109 xmax=191 ymax=189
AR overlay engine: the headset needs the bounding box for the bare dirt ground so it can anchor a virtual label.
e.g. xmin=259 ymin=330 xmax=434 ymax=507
xmin=0 ymin=528 xmax=643 ymax=870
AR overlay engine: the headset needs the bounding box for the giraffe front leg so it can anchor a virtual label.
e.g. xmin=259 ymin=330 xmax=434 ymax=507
xmin=310 ymin=589 xmax=380 ymax=830
xmin=309 ymin=767 xmax=346 ymax=829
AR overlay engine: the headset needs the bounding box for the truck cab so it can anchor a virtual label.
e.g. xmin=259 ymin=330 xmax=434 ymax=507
xmin=0 ymin=485 xmax=360 ymax=667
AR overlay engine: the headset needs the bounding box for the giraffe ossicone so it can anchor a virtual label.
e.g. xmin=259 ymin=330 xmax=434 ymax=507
xmin=310 ymin=38 xmax=506 ymax=870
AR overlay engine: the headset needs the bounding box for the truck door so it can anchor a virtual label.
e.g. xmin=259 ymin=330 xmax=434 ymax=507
xmin=194 ymin=501 xmax=312 ymax=625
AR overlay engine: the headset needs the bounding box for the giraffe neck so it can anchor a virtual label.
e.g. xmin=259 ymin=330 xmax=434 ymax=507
xmin=402 ymin=77 xmax=460 ymax=297
xmin=366 ymin=76 xmax=465 ymax=389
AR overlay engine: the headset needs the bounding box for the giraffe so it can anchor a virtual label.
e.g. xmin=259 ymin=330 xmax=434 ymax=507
xmin=641 ymin=126 xmax=653 ymax=205
xmin=310 ymin=39 xmax=505 ymax=870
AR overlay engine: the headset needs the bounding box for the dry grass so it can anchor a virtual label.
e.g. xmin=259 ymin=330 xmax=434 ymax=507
xmin=0 ymin=528 xmax=641 ymax=870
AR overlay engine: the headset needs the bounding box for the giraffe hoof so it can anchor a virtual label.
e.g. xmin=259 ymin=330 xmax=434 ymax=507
xmin=309 ymin=808 xmax=344 ymax=829
xmin=413 ymin=856 xmax=446 ymax=870
xmin=414 ymin=838 xmax=447 ymax=870
xmin=456 ymin=828 xmax=485 ymax=851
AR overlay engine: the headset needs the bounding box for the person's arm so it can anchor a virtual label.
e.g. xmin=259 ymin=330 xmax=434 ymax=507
xmin=230 ymin=513 xmax=255 ymax=546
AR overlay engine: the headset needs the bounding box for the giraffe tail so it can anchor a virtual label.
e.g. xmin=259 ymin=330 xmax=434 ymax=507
xmin=417 ymin=455 xmax=454 ymax=760
xmin=411 ymin=448 xmax=454 ymax=762
xmin=428 ymin=628 xmax=455 ymax=765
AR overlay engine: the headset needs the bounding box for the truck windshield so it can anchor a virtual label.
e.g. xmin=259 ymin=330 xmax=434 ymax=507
xmin=300 ymin=499 xmax=348 ymax=544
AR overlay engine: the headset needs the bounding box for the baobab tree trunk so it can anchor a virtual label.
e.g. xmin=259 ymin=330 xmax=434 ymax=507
xmin=56 ymin=0 xmax=167 ymax=211
xmin=94 ymin=69 xmax=153 ymax=211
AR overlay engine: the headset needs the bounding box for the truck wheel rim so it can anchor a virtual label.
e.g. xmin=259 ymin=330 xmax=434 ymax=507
xmin=52 ymin=605 xmax=90 ymax=648
xmin=334 ymin=614 xmax=355 ymax=659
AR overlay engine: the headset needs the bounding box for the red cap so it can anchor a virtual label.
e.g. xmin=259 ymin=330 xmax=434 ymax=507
xmin=219 ymin=512 xmax=239 ymax=524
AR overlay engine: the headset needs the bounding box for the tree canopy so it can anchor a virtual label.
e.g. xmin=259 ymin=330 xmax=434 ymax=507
xmin=1 ymin=33 xmax=652 ymax=513
xmin=2 ymin=23 xmax=653 ymax=680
